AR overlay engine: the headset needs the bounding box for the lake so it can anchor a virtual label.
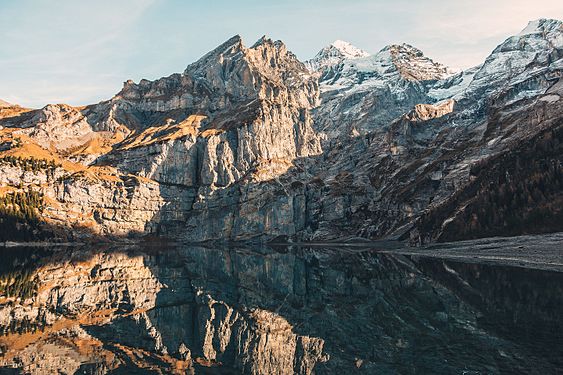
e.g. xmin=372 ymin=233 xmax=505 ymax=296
xmin=0 ymin=234 xmax=562 ymax=374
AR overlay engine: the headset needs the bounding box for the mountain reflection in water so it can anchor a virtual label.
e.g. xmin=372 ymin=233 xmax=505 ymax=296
xmin=0 ymin=241 xmax=561 ymax=374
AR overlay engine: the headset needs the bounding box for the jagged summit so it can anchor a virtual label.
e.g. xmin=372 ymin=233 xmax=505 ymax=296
xmin=305 ymin=40 xmax=370 ymax=72
xmin=430 ymin=18 xmax=562 ymax=101
xmin=0 ymin=99 xmax=12 ymax=108
xmin=459 ymin=17 xmax=563 ymax=105
xmin=493 ymin=17 xmax=562 ymax=55
xmin=518 ymin=18 xmax=562 ymax=36
xmin=251 ymin=35 xmax=286 ymax=49
xmin=379 ymin=43 xmax=424 ymax=56
xmin=181 ymin=34 xmax=307 ymax=80
xmin=117 ymin=33 xmax=312 ymax=105
xmin=184 ymin=34 xmax=245 ymax=73
xmin=330 ymin=40 xmax=370 ymax=59
xmin=377 ymin=43 xmax=453 ymax=81
xmin=318 ymin=41 xmax=452 ymax=92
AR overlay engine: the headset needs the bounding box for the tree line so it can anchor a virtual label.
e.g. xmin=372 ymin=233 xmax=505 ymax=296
xmin=415 ymin=124 xmax=563 ymax=243
xmin=0 ymin=155 xmax=61 ymax=174
xmin=0 ymin=188 xmax=45 ymax=241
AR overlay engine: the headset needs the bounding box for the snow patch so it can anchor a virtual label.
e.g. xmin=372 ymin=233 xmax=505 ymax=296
xmin=518 ymin=19 xmax=543 ymax=36
xmin=518 ymin=18 xmax=562 ymax=36
xmin=330 ymin=40 xmax=370 ymax=59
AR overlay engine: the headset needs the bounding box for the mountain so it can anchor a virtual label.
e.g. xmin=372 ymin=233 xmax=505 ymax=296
xmin=312 ymin=18 xmax=563 ymax=242
xmin=0 ymin=19 xmax=561 ymax=243
xmin=305 ymin=40 xmax=370 ymax=72
xmin=314 ymin=43 xmax=455 ymax=140
xmin=0 ymin=99 xmax=32 ymax=124
xmin=0 ymin=35 xmax=322 ymax=241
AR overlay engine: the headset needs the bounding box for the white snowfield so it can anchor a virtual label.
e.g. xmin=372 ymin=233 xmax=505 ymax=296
xmin=304 ymin=39 xmax=370 ymax=72
xmin=330 ymin=40 xmax=370 ymax=59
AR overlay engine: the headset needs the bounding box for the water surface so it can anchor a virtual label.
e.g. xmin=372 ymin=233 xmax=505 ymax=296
xmin=0 ymin=237 xmax=561 ymax=374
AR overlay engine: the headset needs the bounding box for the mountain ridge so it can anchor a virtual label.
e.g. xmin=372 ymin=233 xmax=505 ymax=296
xmin=0 ymin=18 xmax=561 ymax=243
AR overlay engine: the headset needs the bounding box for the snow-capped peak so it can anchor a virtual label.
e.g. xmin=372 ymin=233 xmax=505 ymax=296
xmin=330 ymin=40 xmax=370 ymax=59
xmin=518 ymin=18 xmax=562 ymax=36
xmin=461 ymin=18 xmax=562 ymax=105
xmin=305 ymin=40 xmax=370 ymax=72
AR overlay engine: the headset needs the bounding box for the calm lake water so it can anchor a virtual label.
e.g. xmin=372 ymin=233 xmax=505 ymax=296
xmin=0 ymin=238 xmax=562 ymax=374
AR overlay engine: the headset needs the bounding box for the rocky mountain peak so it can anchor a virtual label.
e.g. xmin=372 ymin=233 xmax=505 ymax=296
xmin=518 ymin=18 xmax=562 ymax=36
xmin=110 ymin=34 xmax=316 ymax=126
xmin=250 ymin=35 xmax=284 ymax=49
xmin=493 ymin=17 xmax=562 ymax=54
xmin=185 ymin=34 xmax=303 ymax=78
xmin=465 ymin=17 xmax=562 ymax=105
xmin=0 ymin=99 xmax=12 ymax=108
xmin=330 ymin=40 xmax=370 ymax=59
xmin=383 ymin=43 xmax=423 ymax=55
xmin=377 ymin=43 xmax=453 ymax=81
xmin=184 ymin=34 xmax=245 ymax=74
xmin=244 ymin=37 xmax=313 ymax=90
xmin=305 ymin=40 xmax=370 ymax=72
xmin=317 ymin=42 xmax=451 ymax=95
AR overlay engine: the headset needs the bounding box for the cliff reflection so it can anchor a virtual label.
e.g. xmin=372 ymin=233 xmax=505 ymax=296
xmin=0 ymin=243 xmax=561 ymax=374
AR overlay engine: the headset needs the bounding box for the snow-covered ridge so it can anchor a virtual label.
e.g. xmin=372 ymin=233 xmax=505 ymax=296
xmin=314 ymin=18 xmax=562 ymax=141
xmin=460 ymin=17 xmax=563 ymax=105
xmin=319 ymin=42 xmax=453 ymax=93
xmin=430 ymin=18 xmax=562 ymax=102
xmin=330 ymin=40 xmax=370 ymax=59
xmin=518 ymin=18 xmax=562 ymax=36
xmin=305 ymin=40 xmax=370 ymax=72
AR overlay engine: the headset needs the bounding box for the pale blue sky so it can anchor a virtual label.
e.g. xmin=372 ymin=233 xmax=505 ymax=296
xmin=1 ymin=0 xmax=562 ymax=108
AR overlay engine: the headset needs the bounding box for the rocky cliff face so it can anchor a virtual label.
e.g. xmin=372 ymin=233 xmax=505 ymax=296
xmin=0 ymin=35 xmax=323 ymax=241
xmin=304 ymin=18 xmax=563 ymax=241
xmin=0 ymin=19 xmax=561 ymax=242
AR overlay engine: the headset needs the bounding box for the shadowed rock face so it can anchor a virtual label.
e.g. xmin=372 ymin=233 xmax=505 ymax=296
xmin=0 ymin=20 xmax=562 ymax=242
xmin=304 ymin=18 xmax=563 ymax=241
xmin=0 ymin=236 xmax=562 ymax=373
